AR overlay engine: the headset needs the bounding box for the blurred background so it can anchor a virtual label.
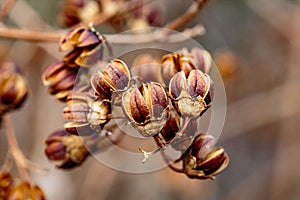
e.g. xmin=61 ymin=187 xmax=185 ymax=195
xmin=0 ymin=0 xmax=299 ymax=199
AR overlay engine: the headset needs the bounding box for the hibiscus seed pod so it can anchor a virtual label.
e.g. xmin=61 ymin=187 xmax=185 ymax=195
xmin=42 ymin=60 xmax=78 ymax=102
xmin=191 ymin=47 xmax=212 ymax=74
xmin=0 ymin=62 xmax=28 ymax=115
xmin=60 ymin=26 xmax=102 ymax=51
xmin=169 ymin=70 xmax=213 ymax=118
xmin=63 ymin=93 xmax=111 ymax=135
xmin=91 ymin=59 xmax=131 ymax=100
xmin=45 ymin=129 xmax=89 ymax=169
xmin=196 ymin=147 xmax=229 ymax=177
xmin=122 ymin=81 xmax=169 ymax=137
xmin=7 ymin=181 xmax=46 ymax=200
xmin=191 ymin=133 xmax=215 ymax=161
xmin=161 ymin=52 xmax=197 ymax=86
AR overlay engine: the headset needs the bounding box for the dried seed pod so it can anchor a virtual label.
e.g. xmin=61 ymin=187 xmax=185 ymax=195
xmin=191 ymin=48 xmax=212 ymax=74
xmin=182 ymin=133 xmax=229 ymax=179
xmin=63 ymin=93 xmax=111 ymax=135
xmin=0 ymin=62 xmax=28 ymax=115
xmin=161 ymin=53 xmax=196 ymax=86
xmin=91 ymin=59 xmax=131 ymax=100
xmin=122 ymin=81 xmax=169 ymax=137
xmin=195 ymin=147 xmax=229 ymax=178
xmin=161 ymin=49 xmax=212 ymax=86
xmin=169 ymin=70 xmax=213 ymax=118
xmin=191 ymin=133 xmax=215 ymax=161
xmin=42 ymin=61 xmax=78 ymax=102
xmin=0 ymin=170 xmax=13 ymax=199
xmin=60 ymin=26 xmax=102 ymax=51
xmin=59 ymin=0 xmax=99 ymax=27
xmin=7 ymin=181 xmax=46 ymax=200
xmin=45 ymin=129 xmax=90 ymax=169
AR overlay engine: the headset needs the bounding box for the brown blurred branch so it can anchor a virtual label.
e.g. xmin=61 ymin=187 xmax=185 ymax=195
xmin=3 ymin=114 xmax=30 ymax=181
xmin=164 ymin=0 xmax=208 ymax=30
xmin=0 ymin=0 xmax=16 ymax=21
xmin=0 ymin=24 xmax=205 ymax=43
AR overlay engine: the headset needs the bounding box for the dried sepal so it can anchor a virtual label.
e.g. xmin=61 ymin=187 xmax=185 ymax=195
xmin=122 ymin=81 xmax=169 ymax=137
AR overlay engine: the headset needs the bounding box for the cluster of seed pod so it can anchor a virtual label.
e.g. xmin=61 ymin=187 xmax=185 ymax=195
xmin=58 ymin=0 xmax=162 ymax=30
xmin=42 ymin=25 xmax=106 ymax=101
xmin=0 ymin=170 xmax=45 ymax=200
xmin=43 ymin=26 xmax=229 ymax=179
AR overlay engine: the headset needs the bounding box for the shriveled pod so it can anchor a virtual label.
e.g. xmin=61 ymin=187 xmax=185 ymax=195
xmin=122 ymin=81 xmax=169 ymax=137
xmin=169 ymin=70 xmax=214 ymax=118
xmin=91 ymin=59 xmax=131 ymax=100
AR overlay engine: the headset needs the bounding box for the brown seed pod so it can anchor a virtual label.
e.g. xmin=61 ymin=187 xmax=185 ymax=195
xmin=169 ymin=70 xmax=213 ymax=118
xmin=122 ymin=81 xmax=169 ymax=137
xmin=42 ymin=60 xmax=78 ymax=102
xmin=182 ymin=133 xmax=229 ymax=180
xmin=0 ymin=62 xmax=28 ymax=115
xmin=63 ymin=92 xmax=111 ymax=135
xmin=45 ymin=129 xmax=90 ymax=169
xmin=91 ymin=59 xmax=131 ymax=100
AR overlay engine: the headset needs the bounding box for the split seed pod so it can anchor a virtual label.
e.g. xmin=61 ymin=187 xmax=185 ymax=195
xmin=183 ymin=133 xmax=229 ymax=179
xmin=42 ymin=61 xmax=78 ymax=102
xmin=91 ymin=59 xmax=131 ymax=100
xmin=169 ymin=70 xmax=213 ymax=118
xmin=122 ymin=82 xmax=169 ymax=137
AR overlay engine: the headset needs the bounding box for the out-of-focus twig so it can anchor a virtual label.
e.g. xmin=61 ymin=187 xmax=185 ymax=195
xmin=164 ymin=0 xmax=209 ymax=30
xmin=3 ymin=114 xmax=30 ymax=181
xmin=0 ymin=0 xmax=16 ymax=21
xmin=0 ymin=24 xmax=205 ymax=44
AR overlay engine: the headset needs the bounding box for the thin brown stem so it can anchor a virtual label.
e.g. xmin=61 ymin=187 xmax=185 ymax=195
xmin=0 ymin=24 xmax=204 ymax=43
xmin=0 ymin=26 xmax=61 ymax=42
xmin=3 ymin=114 xmax=30 ymax=181
xmin=0 ymin=0 xmax=16 ymax=21
xmin=164 ymin=0 xmax=209 ymax=30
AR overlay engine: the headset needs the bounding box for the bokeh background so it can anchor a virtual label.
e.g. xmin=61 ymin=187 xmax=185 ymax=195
xmin=0 ymin=0 xmax=299 ymax=199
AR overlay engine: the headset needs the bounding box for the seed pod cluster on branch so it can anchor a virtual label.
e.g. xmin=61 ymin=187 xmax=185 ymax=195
xmin=43 ymin=25 xmax=229 ymax=180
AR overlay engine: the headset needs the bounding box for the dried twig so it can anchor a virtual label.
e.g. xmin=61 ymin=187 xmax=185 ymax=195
xmin=3 ymin=114 xmax=30 ymax=181
xmin=164 ymin=0 xmax=208 ymax=30
xmin=0 ymin=24 xmax=205 ymax=43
